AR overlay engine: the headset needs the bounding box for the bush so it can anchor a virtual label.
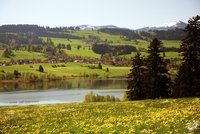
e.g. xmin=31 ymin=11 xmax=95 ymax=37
xmin=14 ymin=70 xmax=21 ymax=79
xmin=83 ymin=92 xmax=120 ymax=103
xmin=39 ymin=65 xmax=44 ymax=72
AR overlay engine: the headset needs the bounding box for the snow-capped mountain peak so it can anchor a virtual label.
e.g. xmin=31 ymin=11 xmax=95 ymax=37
xmin=78 ymin=25 xmax=119 ymax=30
xmin=155 ymin=21 xmax=182 ymax=28
xmin=136 ymin=20 xmax=187 ymax=31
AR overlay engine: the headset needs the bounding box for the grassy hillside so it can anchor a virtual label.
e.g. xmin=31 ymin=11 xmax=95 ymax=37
xmin=0 ymin=31 xmax=182 ymax=79
xmin=120 ymin=52 xmax=181 ymax=59
xmin=39 ymin=32 xmax=181 ymax=59
xmin=64 ymin=48 xmax=101 ymax=59
xmin=41 ymin=37 xmax=86 ymax=47
xmin=0 ymin=50 xmax=46 ymax=62
xmin=162 ymin=40 xmax=181 ymax=48
xmin=0 ymin=63 xmax=130 ymax=78
xmin=70 ymin=30 xmax=121 ymax=41
xmin=0 ymin=98 xmax=199 ymax=133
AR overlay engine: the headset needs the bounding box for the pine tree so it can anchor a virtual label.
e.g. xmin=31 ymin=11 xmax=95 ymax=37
xmin=98 ymin=62 xmax=102 ymax=69
xmin=146 ymin=38 xmax=171 ymax=99
xmin=173 ymin=15 xmax=200 ymax=97
xmin=106 ymin=67 xmax=109 ymax=72
xmin=126 ymin=53 xmax=147 ymax=100
xmin=39 ymin=65 xmax=44 ymax=73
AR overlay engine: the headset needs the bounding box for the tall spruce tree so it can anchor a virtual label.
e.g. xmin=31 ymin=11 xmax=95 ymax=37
xmin=127 ymin=53 xmax=147 ymax=100
xmin=146 ymin=38 xmax=171 ymax=99
xmin=173 ymin=15 xmax=200 ymax=97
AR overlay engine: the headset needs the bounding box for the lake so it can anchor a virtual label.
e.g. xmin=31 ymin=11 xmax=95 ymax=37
xmin=0 ymin=78 xmax=127 ymax=106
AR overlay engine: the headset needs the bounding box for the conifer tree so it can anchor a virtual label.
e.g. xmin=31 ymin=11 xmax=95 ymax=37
xmin=127 ymin=53 xmax=147 ymax=100
xmin=146 ymin=38 xmax=171 ymax=99
xmin=98 ymin=62 xmax=102 ymax=69
xmin=106 ymin=67 xmax=109 ymax=72
xmin=173 ymin=15 xmax=200 ymax=97
xmin=39 ymin=65 xmax=44 ymax=73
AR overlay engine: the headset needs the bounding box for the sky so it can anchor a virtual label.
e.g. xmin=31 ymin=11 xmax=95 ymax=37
xmin=0 ymin=0 xmax=199 ymax=29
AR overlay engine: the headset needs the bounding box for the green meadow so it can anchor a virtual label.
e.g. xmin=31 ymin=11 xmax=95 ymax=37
xmin=41 ymin=37 xmax=86 ymax=47
xmin=0 ymin=62 xmax=130 ymax=78
xmin=39 ymin=32 xmax=181 ymax=59
xmin=162 ymin=40 xmax=181 ymax=48
xmin=0 ymin=50 xmax=46 ymax=62
xmin=70 ymin=30 xmax=121 ymax=41
xmin=64 ymin=48 xmax=101 ymax=59
xmin=120 ymin=52 xmax=181 ymax=59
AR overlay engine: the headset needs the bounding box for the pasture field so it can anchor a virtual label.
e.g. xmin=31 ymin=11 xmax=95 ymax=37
xmin=70 ymin=30 xmax=121 ymax=41
xmin=110 ymin=39 xmax=181 ymax=50
xmin=38 ymin=31 xmax=182 ymax=59
xmin=40 ymin=37 xmax=86 ymax=47
xmin=64 ymin=48 xmax=101 ymax=59
xmin=39 ymin=35 xmax=182 ymax=59
xmin=68 ymin=30 xmax=181 ymax=48
xmin=0 ymin=62 xmax=130 ymax=78
xmin=1 ymin=30 xmax=182 ymax=61
xmin=119 ymin=52 xmax=181 ymax=59
xmin=0 ymin=98 xmax=199 ymax=133
xmin=0 ymin=50 xmax=46 ymax=62
xmin=162 ymin=40 xmax=181 ymax=48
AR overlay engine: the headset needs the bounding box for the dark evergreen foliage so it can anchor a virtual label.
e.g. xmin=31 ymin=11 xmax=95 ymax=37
xmin=160 ymin=47 xmax=179 ymax=52
xmin=173 ymin=15 xmax=200 ymax=97
xmin=126 ymin=53 xmax=147 ymax=100
xmin=106 ymin=67 xmax=109 ymax=72
xmin=92 ymin=44 xmax=137 ymax=55
xmin=100 ymin=28 xmax=185 ymax=40
xmin=100 ymin=28 xmax=142 ymax=40
xmin=0 ymin=33 xmax=43 ymax=45
xmin=77 ymin=45 xmax=81 ymax=50
xmin=126 ymin=38 xmax=172 ymax=100
xmin=39 ymin=65 xmax=44 ymax=73
xmin=66 ymin=44 xmax=72 ymax=50
xmin=0 ymin=24 xmax=82 ymax=39
xmin=146 ymin=38 xmax=172 ymax=99
xmin=0 ymin=24 xmax=46 ymax=33
xmin=2 ymin=48 xmax=14 ymax=58
xmin=13 ymin=70 xmax=21 ymax=79
xmin=98 ymin=63 xmax=102 ymax=69
xmin=153 ymin=29 xmax=186 ymax=40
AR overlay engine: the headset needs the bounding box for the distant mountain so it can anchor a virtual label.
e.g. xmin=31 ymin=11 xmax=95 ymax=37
xmin=78 ymin=25 xmax=119 ymax=30
xmin=136 ymin=21 xmax=187 ymax=31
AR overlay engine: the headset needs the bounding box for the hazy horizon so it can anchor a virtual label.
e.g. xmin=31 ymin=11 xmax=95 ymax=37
xmin=0 ymin=0 xmax=199 ymax=29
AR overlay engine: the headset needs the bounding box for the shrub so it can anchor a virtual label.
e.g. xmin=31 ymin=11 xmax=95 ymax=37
xmin=39 ymin=65 xmax=44 ymax=72
xmin=14 ymin=70 xmax=21 ymax=79
xmin=83 ymin=92 xmax=120 ymax=103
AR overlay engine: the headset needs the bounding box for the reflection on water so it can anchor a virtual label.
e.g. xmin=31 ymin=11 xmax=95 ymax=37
xmin=0 ymin=89 xmax=125 ymax=106
xmin=0 ymin=78 xmax=127 ymax=91
xmin=0 ymin=78 xmax=127 ymax=106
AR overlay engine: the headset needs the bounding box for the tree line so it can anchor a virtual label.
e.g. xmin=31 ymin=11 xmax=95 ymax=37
xmin=0 ymin=24 xmax=186 ymax=41
xmin=100 ymin=28 xmax=186 ymax=40
xmin=0 ymin=24 xmax=81 ymax=39
xmin=126 ymin=15 xmax=200 ymax=100
xmin=0 ymin=33 xmax=43 ymax=45
xmin=100 ymin=28 xmax=142 ymax=40
xmin=92 ymin=44 xmax=137 ymax=55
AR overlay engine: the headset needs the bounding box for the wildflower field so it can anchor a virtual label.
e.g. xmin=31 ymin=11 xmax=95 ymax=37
xmin=0 ymin=98 xmax=199 ymax=133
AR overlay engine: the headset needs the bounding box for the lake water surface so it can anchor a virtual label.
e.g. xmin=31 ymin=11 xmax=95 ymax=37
xmin=0 ymin=78 xmax=127 ymax=106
